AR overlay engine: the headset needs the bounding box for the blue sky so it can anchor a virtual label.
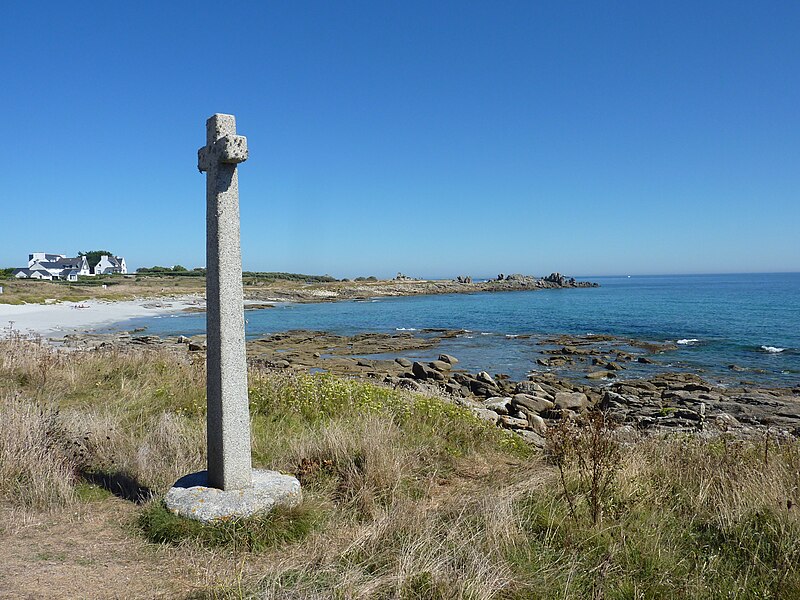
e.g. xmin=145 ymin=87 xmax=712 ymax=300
xmin=1 ymin=1 xmax=798 ymax=278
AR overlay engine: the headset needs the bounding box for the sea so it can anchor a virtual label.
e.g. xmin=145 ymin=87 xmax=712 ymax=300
xmin=112 ymin=273 xmax=800 ymax=388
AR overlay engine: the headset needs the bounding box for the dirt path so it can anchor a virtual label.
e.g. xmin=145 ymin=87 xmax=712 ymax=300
xmin=0 ymin=500 xmax=243 ymax=600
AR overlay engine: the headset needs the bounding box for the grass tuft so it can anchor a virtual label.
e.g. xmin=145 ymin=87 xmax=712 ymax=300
xmin=137 ymin=501 xmax=321 ymax=552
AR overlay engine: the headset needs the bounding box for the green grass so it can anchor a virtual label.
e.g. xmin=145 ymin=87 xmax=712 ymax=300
xmin=137 ymin=501 xmax=322 ymax=552
xmin=2 ymin=336 xmax=800 ymax=598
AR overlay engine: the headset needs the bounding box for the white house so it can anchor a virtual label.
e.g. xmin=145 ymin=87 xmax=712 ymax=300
xmin=13 ymin=253 xmax=94 ymax=281
xmin=95 ymin=255 xmax=127 ymax=275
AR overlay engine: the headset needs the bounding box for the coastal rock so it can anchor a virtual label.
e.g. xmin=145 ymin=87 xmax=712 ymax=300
xmin=477 ymin=371 xmax=497 ymax=386
xmin=483 ymin=397 xmax=512 ymax=415
xmin=512 ymin=393 xmax=554 ymax=414
xmin=412 ymin=361 xmax=445 ymax=381
xmin=472 ymin=408 xmax=500 ymax=424
xmin=499 ymin=415 xmax=528 ymax=429
xmin=515 ymin=381 xmax=552 ymax=398
xmin=438 ymin=354 xmax=459 ymax=365
xmin=527 ymin=413 xmax=547 ymax=436
xmin=587 ymin=370 xmax=615 ymax=380
xmin=554 ymin=391 xmax=590 ymax=412
xmin=429 ymin=360 xmax=452 ymax=372
xmin=517 ymin=430 xmax=546 ymax=448
xmin=395 ymin=357 xmax=412 ymax=368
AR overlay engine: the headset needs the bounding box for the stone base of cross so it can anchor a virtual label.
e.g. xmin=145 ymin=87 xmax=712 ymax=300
xmin=164 ymin=113 xmax=301 ymax=522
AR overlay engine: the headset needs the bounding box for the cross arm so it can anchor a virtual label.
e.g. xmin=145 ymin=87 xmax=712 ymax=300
xmin=198 ymin=135 xmax=249 ymax=172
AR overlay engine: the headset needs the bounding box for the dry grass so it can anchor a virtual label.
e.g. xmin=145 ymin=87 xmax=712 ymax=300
xmin=0 ymin=276 xmax=205 ymax=305
xmin=1 ymin=334 xmax=800 ymax=599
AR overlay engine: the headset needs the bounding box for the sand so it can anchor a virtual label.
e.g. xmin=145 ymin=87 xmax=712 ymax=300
xmin=0 ymin=296 xmax=204 ymax=337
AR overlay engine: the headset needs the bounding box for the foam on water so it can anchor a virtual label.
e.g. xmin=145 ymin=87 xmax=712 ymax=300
xmin=761 ymin=345 xmax=786 ymax=353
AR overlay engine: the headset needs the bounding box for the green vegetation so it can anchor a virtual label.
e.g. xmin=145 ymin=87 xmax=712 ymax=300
xmin=242 ymin=271 xmax=337 ymax=283
xmin=136 ymin=265 xmax=205 ymax=276
xmin=0 ymin=267 xmax=14 ymax=280
xmin=1 ymin=335 xmax=799 ymax=598
xmin=138 ymin=502 xmax=321 ymax=552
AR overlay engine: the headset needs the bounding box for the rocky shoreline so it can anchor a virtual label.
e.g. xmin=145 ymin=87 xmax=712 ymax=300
xmin=242 ymin=272 xmax=599 ymax=303
xmin=60 ymin=327 xmax=800 ymax=447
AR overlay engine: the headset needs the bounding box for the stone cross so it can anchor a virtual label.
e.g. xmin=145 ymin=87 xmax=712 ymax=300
xmin=198 ymin=113 xmax=252 ymax=491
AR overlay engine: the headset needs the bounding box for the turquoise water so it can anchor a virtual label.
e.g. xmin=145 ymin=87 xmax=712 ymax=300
xmin=115 ymin=273 xmax=800 ymax=386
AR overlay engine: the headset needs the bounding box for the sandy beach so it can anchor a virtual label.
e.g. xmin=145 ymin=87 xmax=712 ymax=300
xmin=0 ymin=295 xmax=204 ymax=337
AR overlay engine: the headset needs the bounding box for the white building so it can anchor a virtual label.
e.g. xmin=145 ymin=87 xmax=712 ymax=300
xmin=95 ymin=255 xmax=127 ymax=275
xmin=13 ymin=253 xmax=96 ymax=281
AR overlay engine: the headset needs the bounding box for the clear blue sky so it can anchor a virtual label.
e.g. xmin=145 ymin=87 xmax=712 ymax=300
xmin=2 ymin=1 xmax=798 ymax=278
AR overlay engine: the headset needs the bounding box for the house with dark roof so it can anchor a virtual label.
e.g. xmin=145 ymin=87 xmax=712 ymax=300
xmin=95 ymin=255 xmax=127 ymax=275
xmin=13 ymin=267 xmax=54 ymax=281
xmin=14 ymin=253 xmax=92 ymax=281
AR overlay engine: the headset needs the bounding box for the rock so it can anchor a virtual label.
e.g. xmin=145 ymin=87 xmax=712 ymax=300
xmin=188 ymin=342 xmax=206 ymax=351
xmin=515 ymin=381 xmax=552 ymax=398
xmin=164 ymin=469 xmax=301 ymax=523
xmin=177 ymin=335 xmax=190 ymax=344
xmin=477 ymin=371 xmax=497 ymax=386
xmin=438 ymin=354 xmax=459 ymax=365
xmin=517 ymin=430 xmax=546 ymax=448
xmin=554 ymin=391 xmax=590 ymax=412
xmin=395 ymin=357 xmax=412 ymax=368
xmin=527 ymin=413 xmax=547 ymax=436
xmin=512 ymin=393 xmax=554 ymax=414
xmin=713 ymin=413 xmax=741 ymax=429
xmin=483 ymin=397 xmax=512 ymax=415
xmin=586 ymin=370 xmax=615 ymax=380
xmin=472 ymin=408 xmax=500 ymax=424
xmin=274 ymin=359 xmax=290 ymax=369
xmin=412 ymin=361 xmax=434 ymax=379
xmin=429 ymin=360 xmax=452 ymax=372
xmin=500 ymin=415 xmax=529 ymax=429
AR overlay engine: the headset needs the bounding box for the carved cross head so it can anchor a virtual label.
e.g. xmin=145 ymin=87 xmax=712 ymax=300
xmin=198 ymin=113 xmax=248 ymax=173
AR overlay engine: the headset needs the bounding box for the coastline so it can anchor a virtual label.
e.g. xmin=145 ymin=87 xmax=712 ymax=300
xmin=0 ymin=272 xmax=598 ymax=335
xmin=0 ymin=295 xmax=204 ymax=336
xmin=55 ymin=327 xmax=800 ymax=443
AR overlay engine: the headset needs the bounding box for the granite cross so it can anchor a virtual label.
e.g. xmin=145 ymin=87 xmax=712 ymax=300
xmin=198 ymin=113 xmax=252 ymax=491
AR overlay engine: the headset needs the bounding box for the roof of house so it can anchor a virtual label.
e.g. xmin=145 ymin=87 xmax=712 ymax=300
xmin=38 ymin=257 xmax=85 ymax=269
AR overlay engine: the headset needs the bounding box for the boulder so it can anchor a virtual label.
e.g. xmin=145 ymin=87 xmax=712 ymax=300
xmin=517 ymin=429 xmax=546 ymax=448
xmin=512 ymin=393 xmax=554 ymax=414
xmin=438 ymin=354 xmax=459 ymax=365
xmin=471 ymin=408 xmax=500 ymax=424
xmin=477 ymin=371 xmax=497 ymax=386
xmin=586 ymin=370 xmax=615 ymax=380
xmin=483 ymin=396 xmax=512 ymax=415
xmin=527 ymin=413 xmax=547 ymax=436
xmin=499 ymin=415 xmax=529 ymax=429
xmin=411 ymin=361 xmax=431 ymax=379
xmin=395 ymin=357 xmax=413 ymax=368
xmin=554 ymin=391 xmax=590 ymax=412
xmin=429 ymin=360 xmax=452 ymax=372
xmin=515 ymin=381 xmax=552 ymax=398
